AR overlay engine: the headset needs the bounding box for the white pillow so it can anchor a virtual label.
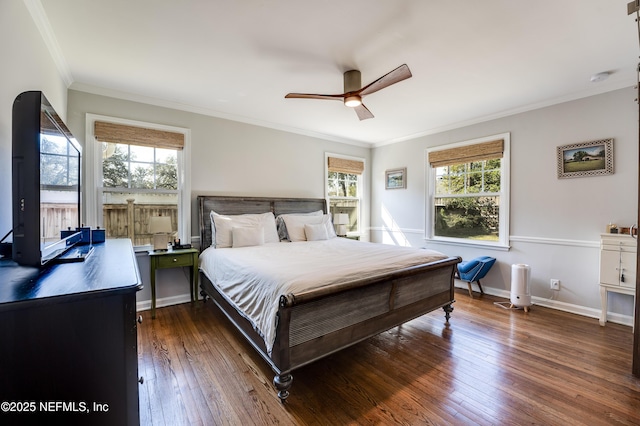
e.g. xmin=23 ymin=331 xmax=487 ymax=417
xmin=304 ymin=223 xmax=328 ymax=241
xmin=276 ymin=210 xmax=323 ymax=241
xmin=232 ymin=226 xmax=265 ymax=248
xmin=281 ymin=214 xmax=335 ymax=242
xmin=210 ymin=211 xmax=278 ymax=248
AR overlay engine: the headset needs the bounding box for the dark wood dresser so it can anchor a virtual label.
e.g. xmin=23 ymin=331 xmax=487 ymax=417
xmin=0 ymin=239 xmax=143 ymax=425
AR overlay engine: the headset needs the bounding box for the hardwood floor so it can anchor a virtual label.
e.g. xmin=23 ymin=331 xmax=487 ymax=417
xmin=138 ymin=289 xmax=640 ymax=425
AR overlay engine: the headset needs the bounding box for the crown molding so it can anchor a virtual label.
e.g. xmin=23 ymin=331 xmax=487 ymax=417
xmin=23 ymin=0 xmax=74 ymax=87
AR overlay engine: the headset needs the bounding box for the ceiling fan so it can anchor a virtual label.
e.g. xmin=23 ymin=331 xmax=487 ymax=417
xmin=284 ymin=64 xmax=412 ymax=120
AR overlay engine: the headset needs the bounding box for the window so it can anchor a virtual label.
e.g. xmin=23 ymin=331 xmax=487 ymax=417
xmin=326 ymin=154 xmax=364 ymax=235
xmin=426 ymin=134 xmax=510 ymax=248
xmin=86 ymin=115 xmax=190 ymax=249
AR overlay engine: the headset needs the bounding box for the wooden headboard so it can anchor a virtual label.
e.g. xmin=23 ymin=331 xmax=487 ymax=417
xmin=197 ymin=195 xmax=327 ymax=250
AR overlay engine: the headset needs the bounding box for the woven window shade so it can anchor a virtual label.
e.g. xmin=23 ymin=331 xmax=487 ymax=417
xmin=428 ymin=139 xmax=504 ymax=167
xmin=327 ymin=157 xmax=364 ymax=175
xmin=94 ymin=121 xmax=184 ymax=150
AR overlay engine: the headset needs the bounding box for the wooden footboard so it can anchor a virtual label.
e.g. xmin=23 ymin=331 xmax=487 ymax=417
xmin=277 ymin=257 xmax=457 ymax=366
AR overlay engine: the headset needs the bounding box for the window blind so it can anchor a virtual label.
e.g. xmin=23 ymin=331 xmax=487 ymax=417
xmin=327 ymin=157 xmax=364 ymax=175
xmin=428 ymin=139 xmax=504 ymax=167
xmin=94 ymin=121 xmax=184 ymax=150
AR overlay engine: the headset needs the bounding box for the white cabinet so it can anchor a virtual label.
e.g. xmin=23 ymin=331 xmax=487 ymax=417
xmin=599 ymin=233 xmax=637 ymax=326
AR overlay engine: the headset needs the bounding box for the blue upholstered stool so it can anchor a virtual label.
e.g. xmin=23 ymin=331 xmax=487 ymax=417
xmin=456 ymin=256 xmax=496 ymax=298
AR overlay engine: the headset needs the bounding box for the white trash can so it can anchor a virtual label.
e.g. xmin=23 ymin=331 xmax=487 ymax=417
xmin=510 ymin=264 xmax=531 ymax=311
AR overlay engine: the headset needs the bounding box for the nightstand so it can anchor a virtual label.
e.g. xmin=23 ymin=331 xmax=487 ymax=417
xmin=149 ymin=248 xmax=199 ymax=319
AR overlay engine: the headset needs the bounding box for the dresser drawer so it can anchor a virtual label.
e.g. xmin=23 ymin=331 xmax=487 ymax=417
xmin=156 ymin=252 xmax=194 ymax=268
xmin=601 ymin=235 xmax=637 ymax=252
xmin=602 ymin=244 xmax=637 ymax=254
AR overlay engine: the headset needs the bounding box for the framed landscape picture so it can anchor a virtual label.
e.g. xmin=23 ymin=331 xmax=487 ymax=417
xmin=385 ymin=167 xmax=406 ymax=189
xmin=556 ymin=138 xmax=613 ymax=179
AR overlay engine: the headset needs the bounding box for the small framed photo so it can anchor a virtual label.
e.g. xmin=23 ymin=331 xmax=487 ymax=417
xmin=556 ymin=138 xmax=613 ymax=179
xmin=385 ymin=167 xmax=407 ymax=189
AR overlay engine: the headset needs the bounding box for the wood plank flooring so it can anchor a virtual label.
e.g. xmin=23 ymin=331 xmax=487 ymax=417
xmin=138 ymin=289 xmax=640 ymax=425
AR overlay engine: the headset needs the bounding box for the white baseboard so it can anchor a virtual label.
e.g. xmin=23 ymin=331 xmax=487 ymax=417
xmin=136 ymin=292 xmax=193 ymax=313
xmin=455 ymin=282 xmax=634 ymax=328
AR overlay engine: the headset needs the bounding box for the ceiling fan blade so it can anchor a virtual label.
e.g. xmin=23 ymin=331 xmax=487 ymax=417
xmin=284 ymin=93 xmax=344 ymax=101
xmin=358 ymin=64 xmax=412 ymax=97
xmin=354 ymin=103 xmax=374 ymax=121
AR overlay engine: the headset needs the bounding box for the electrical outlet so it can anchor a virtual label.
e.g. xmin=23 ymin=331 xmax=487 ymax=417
xmin=550 ymin=279 xmax=560 ymax=291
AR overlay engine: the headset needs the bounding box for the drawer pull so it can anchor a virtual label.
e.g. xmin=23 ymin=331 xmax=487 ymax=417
xmin=173 ymin=258 xmax=178 ymax=262
xmin=137 ymin=315 xmax=143 ymax=324
xmin=139 ymin=376 xmax=144 ymax=385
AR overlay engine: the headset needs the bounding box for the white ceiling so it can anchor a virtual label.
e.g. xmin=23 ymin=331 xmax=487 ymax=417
xmin=34 ymin=0 xmax=639 ymax=146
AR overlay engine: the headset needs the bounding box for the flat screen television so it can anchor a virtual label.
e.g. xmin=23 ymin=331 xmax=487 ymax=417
xmin=12 ymin=91 xmax=82 ymax=267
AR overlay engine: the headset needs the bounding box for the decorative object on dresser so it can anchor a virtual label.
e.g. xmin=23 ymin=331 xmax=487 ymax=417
xmin=556 ymin=138 xmax=613 ymax=179
xmin=0 ymin=239 xmax=143 ymax=425
xmin=148 ymin=248 xmax=199 ymax=319
xmin=197 ymin=195 xmax=461 ymax=402
xmin=599 ymin=233 xmax=636 ymax=326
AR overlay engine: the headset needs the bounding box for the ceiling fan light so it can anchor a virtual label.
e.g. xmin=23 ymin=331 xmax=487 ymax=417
xmin=344 ymin=95 xmax=361 ymax=108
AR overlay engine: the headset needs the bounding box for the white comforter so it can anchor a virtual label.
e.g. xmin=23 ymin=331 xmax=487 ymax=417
xmin=199 ymin=238 xmax=448 ymax=354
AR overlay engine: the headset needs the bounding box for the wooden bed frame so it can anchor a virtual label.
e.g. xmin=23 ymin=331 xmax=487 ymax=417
xmin=197 ymin=195 xmax=461 ymax=401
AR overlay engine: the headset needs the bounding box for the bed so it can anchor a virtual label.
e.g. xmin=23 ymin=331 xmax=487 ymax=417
xmin=197 ymin=195 xmax=461 ymax=401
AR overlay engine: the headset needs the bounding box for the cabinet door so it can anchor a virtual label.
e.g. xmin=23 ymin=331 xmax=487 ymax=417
xmin=600 ymin=249 xmax=621 ymax=286
xmin=0 ymin=291 xmax=139 ymax=425
xmin=620 ymin=251 xmax=637 ymax=289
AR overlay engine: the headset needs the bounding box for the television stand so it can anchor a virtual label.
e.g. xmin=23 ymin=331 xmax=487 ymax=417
xmin=55 ymin=244 xmax=95 ymax=263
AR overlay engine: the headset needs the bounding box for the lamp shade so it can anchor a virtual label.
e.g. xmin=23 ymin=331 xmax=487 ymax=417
xmin=149 ymin=216 xmax=172 ymax=234
xmin=334 ymin=214 xmax=349 ymax=225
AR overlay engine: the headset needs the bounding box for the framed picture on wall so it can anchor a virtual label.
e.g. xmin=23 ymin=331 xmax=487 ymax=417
xmin=556 ymin=138 xmax=613 ymax=179
xmin=385 ymin=167 xmax=407 ymax=189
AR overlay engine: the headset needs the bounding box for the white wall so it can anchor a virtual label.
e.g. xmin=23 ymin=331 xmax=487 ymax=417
xmin=371 ymin=88 xmax=638 ymax=324
xmin=0 ymin=0 xmax=68 ymax=238
xmin=66 ymin=90 xmax=371 ymax=308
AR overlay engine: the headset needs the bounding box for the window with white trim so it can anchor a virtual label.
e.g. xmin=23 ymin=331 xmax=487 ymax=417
xmin=326 ymin=154 xmax=364 ymax=235
xmin=426 ymin=133 xmax=510 ymax=247
xmin=86 ymin=116 xmax=190 ymax=249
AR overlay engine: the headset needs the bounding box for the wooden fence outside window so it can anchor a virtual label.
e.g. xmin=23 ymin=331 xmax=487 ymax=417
xmin=42 ymin=201 xmax=177 ymax=246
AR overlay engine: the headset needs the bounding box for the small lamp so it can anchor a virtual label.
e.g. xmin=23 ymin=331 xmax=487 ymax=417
xmin=334 ymin=213 xmax=349 ymax=237
xmin=149 ymin=216 xmax=172 ymax=251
